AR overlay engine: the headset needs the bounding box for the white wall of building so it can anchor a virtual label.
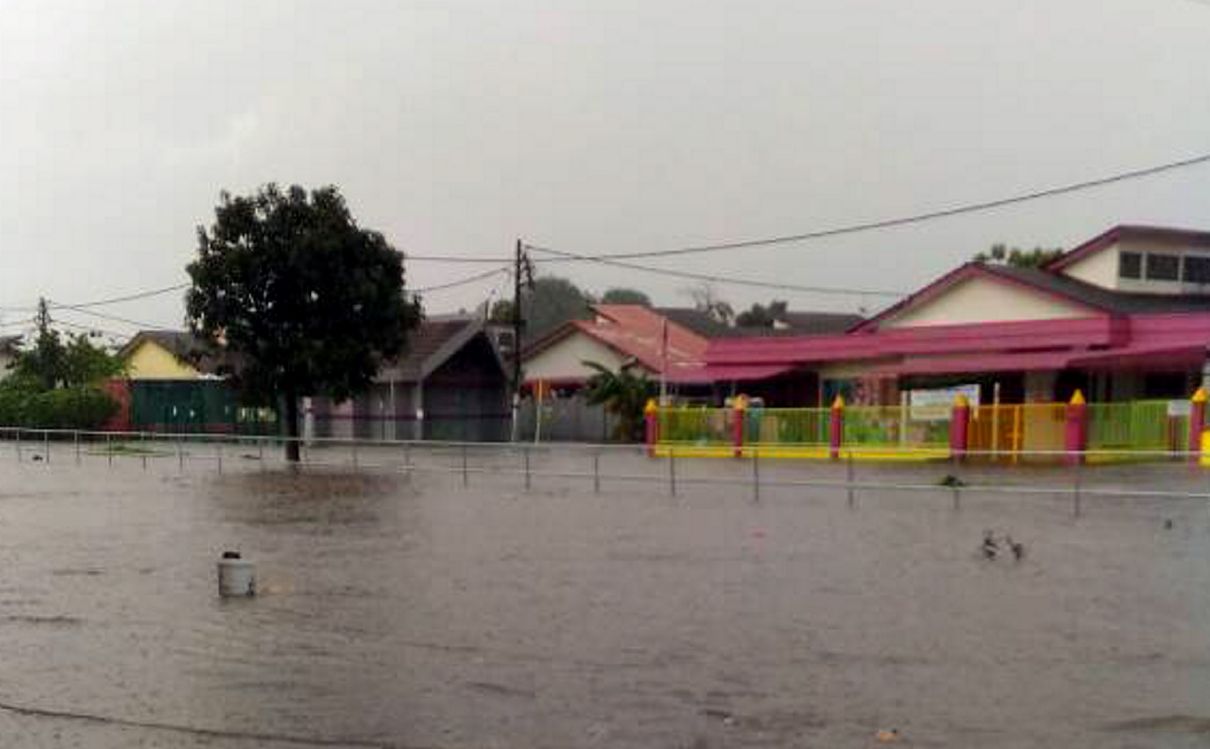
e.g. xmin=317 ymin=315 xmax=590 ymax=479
xmin=1062 ymin=242 xmax=1120 ymax=288
xmin=524 ymin=332 xmax=630 ymax=382
xmin=883 ymin=276 xmax=1091 ymax=328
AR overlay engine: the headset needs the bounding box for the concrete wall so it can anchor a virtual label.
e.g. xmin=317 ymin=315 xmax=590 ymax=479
xmin=1062 ymin=241 xmax=1120 ymax=288
xmin=884 ymin=276 xmax=1090 ymax=328
xmin=524 ymin=332 xmax=630 ymax=382
xmin=125 ymin=340 xmax=200 ymax=380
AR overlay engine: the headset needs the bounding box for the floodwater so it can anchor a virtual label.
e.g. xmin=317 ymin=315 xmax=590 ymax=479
xmin=0 ymin=442 xmax=1207 ymax=747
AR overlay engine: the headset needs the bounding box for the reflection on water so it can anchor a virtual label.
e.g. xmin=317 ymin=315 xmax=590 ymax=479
xmin=0 ymin=454 xmax=1206 ymax=748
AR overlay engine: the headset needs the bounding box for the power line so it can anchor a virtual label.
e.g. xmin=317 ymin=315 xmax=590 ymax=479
xmin=54 ymin=282 xmax=190 ymax=309
xmin=527 ymin=245 xmax=906 ymax=298
xmin=408 ymin=266 xmax=510 ymax=294
xmin=528 ymin=149 xmax=1210 ymax=261
xmin=48 ymin=301 xmax=167 ymax=331
xmin=407 ymin=254 xmax=511 ymax=264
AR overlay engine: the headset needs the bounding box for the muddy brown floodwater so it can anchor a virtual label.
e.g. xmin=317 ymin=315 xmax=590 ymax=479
xmin=0 ymin=444 xmax=1207 ymax=748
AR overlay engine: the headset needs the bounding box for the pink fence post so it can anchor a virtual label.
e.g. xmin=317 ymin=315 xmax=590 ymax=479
xmin=1190 ymin=387 xmax=1207 ymax=465
xmin=644 ymin=398 xmax=659 ymax=458
xmin=1064 ymin=389 xmax=1087 ymax=466
xmin=949 ymin=393 xmax=970 ymax=462
xmin=731 ymin=396 xmax=747 ymax=458
xmin=829 ymin=395 xmax=845 ymax=460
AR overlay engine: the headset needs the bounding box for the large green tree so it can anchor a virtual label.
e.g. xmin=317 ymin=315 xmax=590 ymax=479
xmin=186 ymin=184 xmax=421 ymax=461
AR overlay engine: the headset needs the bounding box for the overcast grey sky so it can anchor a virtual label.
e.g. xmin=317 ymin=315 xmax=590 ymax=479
xmin=1 ymin=0 xmax=1208 ymax=336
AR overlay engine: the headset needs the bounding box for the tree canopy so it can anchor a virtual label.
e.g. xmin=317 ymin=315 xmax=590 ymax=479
xmin=600 ymin=287 xmax=652 ymax=306
xmin=489 ymin=275 xmax=593 ymax=343
xmin=736 ymin=300 xmax=789 ymax=328
xmin=684 ymin=283 xmax=734 ymax=325
xmin=10 ymin=300 xmax=124 ymax=389
xmin=973 ymin=243 xmax=1064 ymax=268
xmin=582 ymin=360 xmax=654 ymax=442
xmin=186 ymin=184 xmax=421 ymax=460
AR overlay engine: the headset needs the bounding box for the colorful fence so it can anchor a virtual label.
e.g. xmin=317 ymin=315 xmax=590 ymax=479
xmin=652 ymin=391 xmax=1208 ymax=463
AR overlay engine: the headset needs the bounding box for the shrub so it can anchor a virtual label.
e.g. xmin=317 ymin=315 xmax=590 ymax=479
xmin=0 ymin=382 xmax=117 ymax=430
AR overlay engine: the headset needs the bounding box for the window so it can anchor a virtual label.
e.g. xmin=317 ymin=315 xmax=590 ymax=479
xmin=1118 ymin=251 xmax=1142 ymax=279
xmin=1145 ymin=252 xmax=1180 ymax=281
xmin=1183 ymin=255 xmax=1210 ymax=284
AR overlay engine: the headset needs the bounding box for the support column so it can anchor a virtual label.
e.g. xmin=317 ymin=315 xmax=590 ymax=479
xmin=1190 ymin=387 xmax=1207 ymax=465
xmin=644 ymin=398 xmax=659 ymax=458
xmin=1064 ymin=389 xmax=1087 ymax=466
xmin=731 ymin=395 xmax=747 ymax=458
xmin=829 ymin=395 xmax=845 ymax=460
xmin=950 ymin=393 xmax=971 ymax=462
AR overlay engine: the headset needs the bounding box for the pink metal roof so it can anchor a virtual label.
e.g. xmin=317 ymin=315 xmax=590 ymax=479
xmin=705 ymin=312 xmax=1210 ymax=376
xmin=523 ymin=304 xmax=710 ymax=384
xmin=868 ymin=351 xmax=1076 ymax=377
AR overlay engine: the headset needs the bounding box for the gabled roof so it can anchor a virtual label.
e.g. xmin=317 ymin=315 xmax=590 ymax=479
xmin=852 ymin=260 xmax=1210 ymax=333
xmin=1045 ymin=224 xmax=1210 ymax=272
xmin=119 ymin=330 xmax=231 ymax=375
xmin=377 ymin=316 xmax=504 ymax=383
xmin=522 ymin=304 xmax=709 ymax=378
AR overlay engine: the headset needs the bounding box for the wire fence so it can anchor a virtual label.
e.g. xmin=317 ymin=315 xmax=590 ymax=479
xmin=0 ymin=427 xmax=1206 ymax=516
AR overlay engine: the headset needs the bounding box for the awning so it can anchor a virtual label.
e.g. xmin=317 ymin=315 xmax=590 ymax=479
xmin=870 ymin=350 xmax=1075 ymax=377
xmin=667 ymin=363 xmax=796 ymax=384
xmin=1068 ymin=343 xmax=1207 ymax=369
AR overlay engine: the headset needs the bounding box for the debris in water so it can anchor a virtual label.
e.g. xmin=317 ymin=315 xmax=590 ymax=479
xmin=938 ymin=474 xmax=965 ymax=488
xmin=981 ymin=530 xmax=999 ymax=559
xmin=1006 ymin=535 xmax=1025 ymax=561
xmin=875 ymin=727 xmax=900 ymax=742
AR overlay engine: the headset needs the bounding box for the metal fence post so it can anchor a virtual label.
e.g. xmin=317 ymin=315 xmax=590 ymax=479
xmin=217 ymin=441 xmax=223 ymax=475
xmin=74 ymin=430 xmax=80 ymax=465
xmin=752 ymin=449 xmax=760 ymax=503
xmin=15 ymin=429 xmax=21 ymax=462
xmin=106 ymin=433 xmax=112 ymax=468
xmin=352 ymin=439 xmax=359 ymax=471
xmin=846 ymin=450 xmax=855 ymax=508
xmin=404 ymin=442 xmax=412 ymax=482
xmin=43 ymin=430 xmax=50 ymax=464
xmin=593 ymin=452 xmax=601 ymax=495
xmin=1073 ymin=458 xmax=1083 ymax=518
xmin=258 ymin=440 xmax=264 ymax=471
xmin=461 ymin=444 xmax=468 ymax=487
xmin=178 ymin=438 xmax=184 ymax=473
xmin=140 ymin=431 xmax=147 ymax=471
xmin=523 ymin=446 xmax=531 ymax=491
xmin=669 ymin=448 xmax=677 ymax=497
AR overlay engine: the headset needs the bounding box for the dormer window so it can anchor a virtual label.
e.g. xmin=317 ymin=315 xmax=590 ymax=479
xmin=1145 ymin=253 xmax=1180 ymax=281
xmin=1118 ymin=251 xmax=1142 ymax=279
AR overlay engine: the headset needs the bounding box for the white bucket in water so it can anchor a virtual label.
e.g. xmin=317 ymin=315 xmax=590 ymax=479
xmin=217 ymin=551 xmax=256 ymax=597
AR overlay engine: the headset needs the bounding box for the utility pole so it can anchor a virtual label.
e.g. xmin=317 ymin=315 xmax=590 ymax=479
xmin=510 ymin=239 xmax=525 ymax=441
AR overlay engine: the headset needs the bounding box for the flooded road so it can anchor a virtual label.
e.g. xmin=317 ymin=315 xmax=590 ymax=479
xmin=0 ymin=446 xmax=1207 ymax=747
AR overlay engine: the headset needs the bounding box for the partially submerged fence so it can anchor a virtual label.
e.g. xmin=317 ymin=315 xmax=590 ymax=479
xmin=0 ymin=428 xmax=1206 ymax=516
xmin=651 ymin=389 xmax=1210 ymax=464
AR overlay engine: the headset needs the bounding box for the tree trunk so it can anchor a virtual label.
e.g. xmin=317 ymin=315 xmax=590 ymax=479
xmin=284 ymin=388 xmax=301 ymax=463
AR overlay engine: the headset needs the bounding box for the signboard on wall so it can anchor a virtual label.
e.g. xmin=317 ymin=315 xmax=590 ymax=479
xmin=909 ymin=384 xmax=980 ymax=421
xmin=1167 ymin=399 xmax=1192 ymax=418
